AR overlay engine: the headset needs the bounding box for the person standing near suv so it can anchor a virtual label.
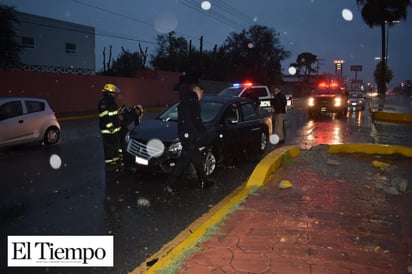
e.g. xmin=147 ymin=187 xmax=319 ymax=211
xmin=271 ymin=87 xmax=287 ymax=143
xmin=166 ymin=84 xmax=214 ymax=193
xmin=98 ymin=83 xmax=123 ymax=167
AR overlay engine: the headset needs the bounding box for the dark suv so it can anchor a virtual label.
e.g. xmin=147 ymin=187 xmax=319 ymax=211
xmin=307 ymin=84 xmax=348 ymax=118
xmin=124 ymin=95 xmax=270 ymax=175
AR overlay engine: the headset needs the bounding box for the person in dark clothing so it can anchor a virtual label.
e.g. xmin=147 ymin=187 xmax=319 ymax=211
xmin=271 ymin=87 xmax=287 ymax=143
xmin=166 ymin=84 xmax=214 ymax=193
xmin=97 ymin=83 xmax=123 ymax=166
xmin=119 ymin=104 xmax=143 ymax=147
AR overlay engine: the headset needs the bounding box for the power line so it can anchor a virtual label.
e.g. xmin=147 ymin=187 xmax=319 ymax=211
xmin=179 ymin=0 xmax=240 ymax=29
xmin=212 ymin=0 xmax=255 ymax=24
xmin=72 ymin=0 xmax=153 ymax=28
xmin=72 ymin=0 xmax=219 ymax=48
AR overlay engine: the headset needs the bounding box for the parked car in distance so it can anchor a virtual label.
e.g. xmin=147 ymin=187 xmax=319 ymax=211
xmin=285 ymin=93 xmax=294 ymax=110
xmin=348 ymin=91 xmax=365 ymax=110
xmin=0 ymin=97 xmax=61 ymax=148
xmin=124 ymin=95 xmax=271 ymax=175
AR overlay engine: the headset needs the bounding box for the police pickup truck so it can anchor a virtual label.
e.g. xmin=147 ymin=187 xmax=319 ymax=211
xmin=218 ymin=82 xmax=273 ymax=112
xmin=307 ymin=81 xmax=348 ymax=118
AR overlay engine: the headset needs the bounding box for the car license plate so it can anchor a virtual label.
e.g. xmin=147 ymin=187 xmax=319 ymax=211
xmin=135 ymin=156 xmax=148 ymax=166
xmin=321 ymin=107 xmax=327 ymax=112
xmin=351 ymin=103 xmax=356 ymax=106
xmin=260 ymin=100 xmax=271 ymax=107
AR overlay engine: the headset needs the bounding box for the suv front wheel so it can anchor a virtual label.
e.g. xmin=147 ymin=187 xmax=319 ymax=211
xmin=203 ymin=148 xmax=217 ymax=176
xmin=258 ymin=131 xmax=269 ymax=153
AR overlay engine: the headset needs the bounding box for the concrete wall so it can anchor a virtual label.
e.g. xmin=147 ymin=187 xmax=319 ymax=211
xmin=0 ymin=70 xmax=180 ymax=117
xmin=0 ymin=70 xmax=308 ymax=118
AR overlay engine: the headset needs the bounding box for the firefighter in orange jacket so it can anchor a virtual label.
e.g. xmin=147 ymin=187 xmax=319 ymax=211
xmin=97 ymin=83 xmax=123 ymax=166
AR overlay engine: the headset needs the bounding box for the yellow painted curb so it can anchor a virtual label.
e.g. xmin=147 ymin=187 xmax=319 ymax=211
xmin=142 ymin=186 xmax=251 ymax=274
xmin=56 ymin=107 xmax=167 ymax=122
xmin=57 ymin=114 xmax=98 ymax=121
xmin=246 ymin=145 xmax=300 ymax=187
xmin=140 ymin=145 xmax=300 ymax=274
xmin=371 ymin=110 xmax=412 ymax=124
xmin=328 ymin=143 xmax=412 ymax=158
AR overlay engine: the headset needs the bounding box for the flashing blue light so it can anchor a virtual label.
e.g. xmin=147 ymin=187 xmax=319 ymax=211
xmin=232 ymin=83 xmax=241 ymax=88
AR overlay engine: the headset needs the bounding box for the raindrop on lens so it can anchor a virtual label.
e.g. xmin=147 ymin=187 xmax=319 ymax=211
xmin=147 ymin=139 xmax=165 ymax=158
xmin=154 ymin=13 xmax=178 ymax=33
xmin=49 ymin=154 xmax=62 ymax=169
xmin=270 ymin=134 xmax=280 ymax=145
xmin=342 ymin=9 xmax=353 ymax=21
xmin=201 ymin=1 xmax=211 ymax=10
xmin=288 ymin=66 xmax=297 ymax=75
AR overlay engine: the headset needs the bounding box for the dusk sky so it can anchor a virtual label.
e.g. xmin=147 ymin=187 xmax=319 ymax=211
xmin=2 ymin=0 xmax=412 ymax=88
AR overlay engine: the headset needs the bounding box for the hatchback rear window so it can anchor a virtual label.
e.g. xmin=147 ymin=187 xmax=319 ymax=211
xmin=25 ymin=100 xmax=45 ymax=113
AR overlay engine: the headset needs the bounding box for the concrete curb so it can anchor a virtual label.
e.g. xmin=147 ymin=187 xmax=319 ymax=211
xmin=139 ymin=143 xmax=412 ymax=274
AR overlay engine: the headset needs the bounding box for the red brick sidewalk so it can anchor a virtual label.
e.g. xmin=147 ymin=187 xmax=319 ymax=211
xmin=176 ymin=147 xmax=412 ymax=273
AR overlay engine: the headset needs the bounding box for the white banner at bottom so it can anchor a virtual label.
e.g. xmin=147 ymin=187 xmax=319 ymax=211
xmin=8 ymin=235 xmax=113 ymax=267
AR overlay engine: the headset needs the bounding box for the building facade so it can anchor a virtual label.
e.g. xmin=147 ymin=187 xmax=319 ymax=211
xmin=15 ymin=11 xmax=95 ymax=74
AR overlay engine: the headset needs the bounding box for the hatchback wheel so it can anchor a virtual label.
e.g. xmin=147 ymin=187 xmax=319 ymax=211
xmin=44 ymin=126 xmax=60 ymax=144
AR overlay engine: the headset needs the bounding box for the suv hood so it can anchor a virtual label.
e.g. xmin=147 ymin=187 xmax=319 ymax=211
xmin=129 ymin=118 xmax=178 ymax=143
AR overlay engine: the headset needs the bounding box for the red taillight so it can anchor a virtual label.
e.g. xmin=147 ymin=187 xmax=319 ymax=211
xmin=318 ymin=81 xmax=340 ymax=89
xmin=330 ymin=82 xmax=338 ymax=88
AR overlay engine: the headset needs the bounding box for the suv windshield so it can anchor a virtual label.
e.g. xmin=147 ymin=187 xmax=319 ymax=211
xmin=218 ymin=87 xmax=242 ymax=97
xmin=158 ymin=101 xmax=223 ymax=123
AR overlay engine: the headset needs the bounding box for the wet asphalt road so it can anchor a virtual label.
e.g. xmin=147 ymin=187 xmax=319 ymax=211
xmin=1 ymin=96 xmax=411 ymax=274
xmin=0 ymin=116 xmax=262 ymax=274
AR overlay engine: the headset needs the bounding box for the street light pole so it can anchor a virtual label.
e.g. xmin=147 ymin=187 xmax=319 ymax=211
xmin=385 ymin=20 xmax=399 ymax=65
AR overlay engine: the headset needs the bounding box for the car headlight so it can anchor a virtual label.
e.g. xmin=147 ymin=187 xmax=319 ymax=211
xmin=308 ymin=97 xmax=315 ymax=107
xmin=334 ymin=97 xmax=342 ymax=107
xmin=168 ymin=142 xmax=182 ymax=156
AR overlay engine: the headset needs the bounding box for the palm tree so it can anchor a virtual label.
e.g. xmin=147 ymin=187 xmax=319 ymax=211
xmin=356 ymin=0 xmax=411 ymax=105
xmin=296 ymin=52 xmax=318 ymax=84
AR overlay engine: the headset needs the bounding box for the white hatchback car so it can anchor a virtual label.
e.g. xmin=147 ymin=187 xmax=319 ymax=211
xmin=0 ymin=97 xmax=61 ymax=148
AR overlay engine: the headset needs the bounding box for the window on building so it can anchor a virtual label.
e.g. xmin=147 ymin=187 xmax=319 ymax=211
xmin=21 ymin=37 xmax=34 ymax=48
xmin=65 ymin=43 xmax=76 ymax=54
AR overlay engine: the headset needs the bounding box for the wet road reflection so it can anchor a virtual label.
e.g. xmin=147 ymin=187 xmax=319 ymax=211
xmin=286 ymin=101 xmax=373 ymax=149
